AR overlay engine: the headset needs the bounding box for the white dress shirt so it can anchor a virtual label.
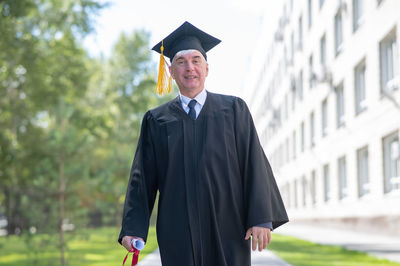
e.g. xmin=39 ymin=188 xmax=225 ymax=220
xmin=179 ymin=88 xmax=207 ymax=119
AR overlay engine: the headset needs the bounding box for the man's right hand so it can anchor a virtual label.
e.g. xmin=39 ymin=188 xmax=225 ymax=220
xmin=122 ymin=236 xmax=144 ymax=251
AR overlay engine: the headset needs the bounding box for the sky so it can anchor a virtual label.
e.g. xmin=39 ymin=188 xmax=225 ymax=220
xmin=84 ymin=0 xmax=282 ymax=98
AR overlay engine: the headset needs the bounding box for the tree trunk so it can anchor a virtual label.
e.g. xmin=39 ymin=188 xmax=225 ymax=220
xmin=59 ymin=154 xmax=66 ymax=266
xmin=5 ymin=188 xmax=22 ymax=236
xmin=6 ymin=113 xmax=22 ymax=236
xmin=4 ymin=189 xmax=14 ymax=236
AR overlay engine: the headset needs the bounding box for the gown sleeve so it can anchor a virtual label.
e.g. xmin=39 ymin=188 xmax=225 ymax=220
xmin=118 ymin=111 xmax=158 ymax=244
xmin=233 ymin=98 xmax=288 ymax=231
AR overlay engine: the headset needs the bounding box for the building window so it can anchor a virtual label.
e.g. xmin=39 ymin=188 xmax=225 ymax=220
xmin=298 ymin=16 xmax=303 ymax=51
xmin=301 ymin=121 xmax=305 ymax=153
xmin=308 ymin=0 xmax=313 ymax=28
xmin=380 ymin=29 xmax=399 ymax=93
xmin=298 ymin=70 xmax=303 ymax=100
xmin=310 ymin=111 xmax=315 ymax=147
xmin=355 ymin=60 xmax=367 ymax=114
xmin=336 ymin=83 xmax=345 ymax=127
xmin=302 ymin=175 xmax=307 ymax=207
xmin=294 ymin=179 xmax=298 ymax=208
xmin=311 ymin=170 xmax=317 ymax=205
xmin=323 ymin=164 xmax=330 ymax=202
xmin=338 ymin=156 xmax=347 ymax=200
xmin=273 ymin=108 xmax=281 ymax=128
xmin=292 ymin=130 xmax=297 ymax=159
xmin=322 ymin=98 xmax=328 ymax=137
xmin=357 ymin=146 xmax=370 ymax=197
xmin=284 ymin=45 xmax=288 ymax=70
xmin=353 ymin=0 xmax=364 ymax=32
xmin=334 ymin=10 xmax=343 ymax=55
xmin=383 ymin=132 xmax=400 ymax=193
xmin=291 ymin=32 xmax=295 ymax=64
xmin=309 ymin=55 xmax=314 ymax=88
xmin=286 ymin=137 xmax=290 ymax=163
xmin=320 ymin=34 xmax=327 ymax=66
xmin=291 ymin=81 xmax=296 ymax=111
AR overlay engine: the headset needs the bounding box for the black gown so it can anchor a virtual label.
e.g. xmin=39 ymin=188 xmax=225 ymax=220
xmin=118 ymin=92 xmax=288 ymax=266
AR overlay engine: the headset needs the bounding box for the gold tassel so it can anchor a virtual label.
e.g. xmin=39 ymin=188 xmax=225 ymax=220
xmin=155 ymin=41 xmax=172 ymax=95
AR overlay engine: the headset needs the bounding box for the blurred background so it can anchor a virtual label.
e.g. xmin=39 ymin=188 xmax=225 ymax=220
xmin=1 ymin=0 xmax=399 ymax=265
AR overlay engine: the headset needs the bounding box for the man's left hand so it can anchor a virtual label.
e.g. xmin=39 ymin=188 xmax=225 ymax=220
xmin=245 ymin=226 xmax=271 ymax=251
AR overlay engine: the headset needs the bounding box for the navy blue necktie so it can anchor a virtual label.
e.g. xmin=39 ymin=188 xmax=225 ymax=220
xmin=188 ymin=99 xmax=197 ymax=120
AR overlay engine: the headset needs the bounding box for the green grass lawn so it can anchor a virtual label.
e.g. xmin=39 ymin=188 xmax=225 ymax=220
xmin=0 ymin=227 xmax=158 ymax=266
xmin=2 ymin=228 xmax=399 ymax=266
xmin=268 ymin=234 xmax=400 ymax=266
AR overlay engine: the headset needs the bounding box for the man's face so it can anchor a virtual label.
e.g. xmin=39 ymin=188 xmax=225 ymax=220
xmin=169 ymin=50 xmax=209 ymax=95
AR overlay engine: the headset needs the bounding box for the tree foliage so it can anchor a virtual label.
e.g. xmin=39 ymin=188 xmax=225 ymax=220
xmin=0 ymin=0 xmax=171 ymax=264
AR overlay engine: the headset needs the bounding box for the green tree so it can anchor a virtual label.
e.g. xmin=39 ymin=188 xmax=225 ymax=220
xmin=87 ymin=30 xmax=174 ymax=228
xmin=1 ymin=1 xmax=175 ymax=265
xmin=0 ymin=1 xmax=103 ymax=265
xmin=0 ymin=0 xmax=103 ymax=234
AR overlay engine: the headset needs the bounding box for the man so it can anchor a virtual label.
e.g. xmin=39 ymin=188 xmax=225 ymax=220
xmin=118 ymin=21 xmax=288 ymax=266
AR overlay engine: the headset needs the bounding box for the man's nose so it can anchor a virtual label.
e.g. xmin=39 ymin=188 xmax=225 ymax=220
xmin=185 ymin=62 xmax=194 ymax=71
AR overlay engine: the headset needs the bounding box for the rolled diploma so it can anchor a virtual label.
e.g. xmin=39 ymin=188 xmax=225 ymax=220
xmin=131 ymin=239 xmax=145 ymax=250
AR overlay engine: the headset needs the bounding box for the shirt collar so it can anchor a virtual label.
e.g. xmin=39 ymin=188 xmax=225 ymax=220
xmin=179 ymin=88 xmax=207 ymax=107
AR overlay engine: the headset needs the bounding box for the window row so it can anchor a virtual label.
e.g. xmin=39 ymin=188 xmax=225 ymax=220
xmin=297 ymin=0 xmax=384 ymax=55
xmin=288 ymin=0 xmax=368 ymax=60
xmin=282 ymin=0 xmax=392 ymax=76
xmin=279 ymin=131 xmax=400 ymax=209
xmin=266 ymin=26 xmax=398 ymax=143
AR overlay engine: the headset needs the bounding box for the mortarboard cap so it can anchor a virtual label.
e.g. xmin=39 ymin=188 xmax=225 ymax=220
xmin=152 ymin=21 xmax=221 ymax=61
xmin=152 ymin=21 xmax=221 ymax=95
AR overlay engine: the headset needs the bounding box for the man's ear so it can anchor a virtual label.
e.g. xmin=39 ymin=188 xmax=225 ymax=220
xmin=169 ymin=65 xmax=174 ymax=79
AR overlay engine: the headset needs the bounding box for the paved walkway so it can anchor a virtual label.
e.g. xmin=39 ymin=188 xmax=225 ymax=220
xmin=137 ymin=249 xmax=161 ymax=266
xmin=251 ymin=249 xmax=291 ymax=266
xmin=274 ymin=223 xmax=400 ymax=263
xmin=137 ymin=248 xmax=291 ymax=266
xmin=137 ymin=222 xmax=400 ymax=265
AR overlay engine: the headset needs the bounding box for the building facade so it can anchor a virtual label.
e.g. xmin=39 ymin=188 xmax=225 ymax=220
xmin=245 ymin=0 xmax=400 ymax=233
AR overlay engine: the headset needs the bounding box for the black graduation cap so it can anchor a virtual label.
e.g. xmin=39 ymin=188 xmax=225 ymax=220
xmin=152 ymin=21 xmax=221 ymax=62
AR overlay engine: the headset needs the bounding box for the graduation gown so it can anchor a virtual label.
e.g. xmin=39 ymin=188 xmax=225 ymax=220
xmin=118 ymin=92 xmax=288 ymax=266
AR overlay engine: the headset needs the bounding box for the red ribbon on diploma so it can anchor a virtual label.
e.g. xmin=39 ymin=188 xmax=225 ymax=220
xmin=122 ymin=242 xmax=140 ymax=266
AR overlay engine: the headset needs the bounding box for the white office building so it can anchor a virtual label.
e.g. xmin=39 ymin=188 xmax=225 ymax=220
xmin=245 ymin=0 xmax=400 ymax=234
